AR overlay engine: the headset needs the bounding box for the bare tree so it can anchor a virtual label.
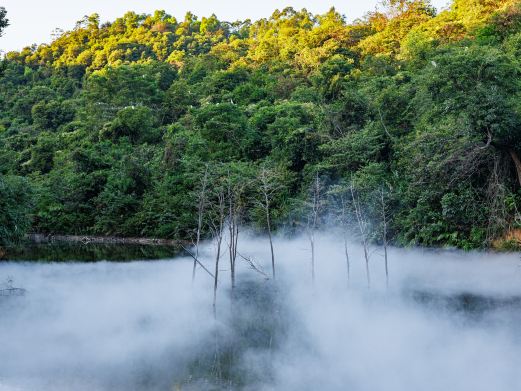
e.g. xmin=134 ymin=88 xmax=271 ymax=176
xmin=341 ymin=193 xmax=351 ymax=287
xmin=350 ymin=182 xmax=371 ymax=289
xmin=209 ymin=189 xmax=226 ymax=319
xmin=226 ymin=170 xmax=245 ymax=292
xmin=206 ymin=187 xmax=226 ymax=382
xmin=306 ymin=173 xmax=325 ymax=285
xmin=182 ymin=245 xmax=215 ymax=280
xmin=328 ymin=184 xmax=351 ymax=287
xmin=257 ymin=165 xmax=285 ymax=280
xmin=378 ymin=185 xmax=391 ymax=288
xmin=192 ymin=164 xmax=210 ymax=283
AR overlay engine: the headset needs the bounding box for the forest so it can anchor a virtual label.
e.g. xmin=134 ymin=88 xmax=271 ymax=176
xmin=1 ymin=0 xmax=521 ymax=250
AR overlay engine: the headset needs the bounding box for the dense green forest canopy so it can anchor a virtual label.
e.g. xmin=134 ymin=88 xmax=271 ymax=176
xmin=1 ymin=0 xmax=521 ymax=249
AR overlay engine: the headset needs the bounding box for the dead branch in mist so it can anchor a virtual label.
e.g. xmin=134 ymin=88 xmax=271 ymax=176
xmin=237 ymin=251 xmax=270 ymax=280
xmin=181 ymin=245 xmax=215 ymax=279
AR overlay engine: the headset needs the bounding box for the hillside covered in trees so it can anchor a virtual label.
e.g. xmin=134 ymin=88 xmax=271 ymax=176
xmin=1 ymin=0 xmax=521 ymax=249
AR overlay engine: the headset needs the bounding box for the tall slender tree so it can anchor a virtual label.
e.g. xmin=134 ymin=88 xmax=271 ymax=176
xmin=257 ymin=164 xmax=286 ymax=280
xmin=192 ymin=164 xmax=210 ymax=283
xmin=328 ymin=184 xmax=352 ymax=287
xmin=350 ymin=182 xmax=371 ymax=289
xmin=306 ymin=173 xmax=325 ymax=285
xmin=378 ymin=185 xmax=391 ymax=288
xmin=210 ymin=187 xmax=226 ymax=319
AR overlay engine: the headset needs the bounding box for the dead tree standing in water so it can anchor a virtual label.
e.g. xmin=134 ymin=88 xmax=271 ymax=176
xmin=329 ymin=184 xmax=351 ymax=287
xmin=341 ymin=192 xmax=351 ymax=287
xmin=226 ymin=170 xmax=247 ymax=293
xmin=208 ymin=188 xmax=226 ymax=383
xmin=378 ymin=185 xmax=391 ymax=288
xmin=257 ymin=165 xmax=284 ymax=280
xmin=350 ymin=182 xmax=371 ymax=289
xmin=306 ymin=173 xmax=324 ymax=286
xmin=192 ymin=164 xmax=210 ymax=283
xmin=210 ymin=189 xmax=226 ymax=319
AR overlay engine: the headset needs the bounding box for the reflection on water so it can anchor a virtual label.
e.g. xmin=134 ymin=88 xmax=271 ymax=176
xmin=412 ymin=290 xmax=521 ymax=318
xmin=1 ymin=242 xmax=181 ymax=262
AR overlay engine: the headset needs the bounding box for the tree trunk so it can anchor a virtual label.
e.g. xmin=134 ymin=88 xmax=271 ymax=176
xmin=383 ymin=231 xmax=389 ymax=289
xmin=343 ymin=232 xmax=350 ymax=287
xmin=508 ymin=149 xmax=521 ymax=187
xmin=265 ymin=196 xmax=276 ymax=280
xmin=268 ymin=223 xmax=275 ymax=280
xmin=213 ymin=237 xmax=221 ymax=320
xmin=310 ymin=233 xmax=316 ymax=286
xmin=363 ymin=241 xmax=370 ymax=289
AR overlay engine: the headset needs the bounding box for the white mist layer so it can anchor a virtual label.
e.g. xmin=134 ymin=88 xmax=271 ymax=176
xmin=1 ymin=233 xmax=521 ymax=391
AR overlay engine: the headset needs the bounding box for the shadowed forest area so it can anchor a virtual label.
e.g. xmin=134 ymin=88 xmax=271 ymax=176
xmin=1 ymin=0 xmax=521 ymax=251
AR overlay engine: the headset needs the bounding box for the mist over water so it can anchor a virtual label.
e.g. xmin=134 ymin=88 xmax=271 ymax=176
xmin=1 ymin=233 xmax=521 ymax=391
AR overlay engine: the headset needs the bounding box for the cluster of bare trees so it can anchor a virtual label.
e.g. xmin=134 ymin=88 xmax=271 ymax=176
xmin=183 ymin=168 xmax=395 ymax=387
xmin=301 ymin=175 xmax=393 ymax=290
xmin=186 ymin=163 xmax=394 ymax=318
xmin=185 ymin=162 xmax=283 ymax=318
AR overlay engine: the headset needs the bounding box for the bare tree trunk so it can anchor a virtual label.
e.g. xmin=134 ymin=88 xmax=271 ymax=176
xmin=363 ymin=242 xmax=371 ymax=289
xmin=212 ymin=191 xmax=226 ymax=320
xmin=258 ymin=165 xmax=284 ymax=281
xmin=339 ymin=193 xmax=350 ymax=287
xmin=383 ymin=234 xmax=388 ymax=289
xmin=213 ymin=234 xmax=222 ymax=320
xmin=193 ymin=165 xmax=209 ymax=283
xmin=508 ymin=149 xmax=521 ymax=187
xmin=227 ymin=176 xmax=240 ymax=292
xmin=310 ymin=232 xmax=316 ymax=284
xmin=350 ymin=183 xmax=370 ymax=289
xmin=307 ymin=174 xmax=322 ymax=286
xmin=343 ymin=231 xmax=350 ymax=287
xmin=229 ymin=223 xmax=239 ymax=291
xmin=380 ymin=189 xmax=389 ymax=289
xmin=265 ymin=194 xmax=276 ymax=280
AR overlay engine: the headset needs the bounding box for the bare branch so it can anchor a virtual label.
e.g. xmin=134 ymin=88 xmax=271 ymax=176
xmin=181 ymin=245 xmax=215 ymax=279
xmin=237 ymin=251 xmax=270 ymax=280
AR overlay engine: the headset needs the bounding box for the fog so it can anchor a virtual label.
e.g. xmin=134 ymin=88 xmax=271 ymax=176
xmin=1 ymin=233 xmax=521 ymax=390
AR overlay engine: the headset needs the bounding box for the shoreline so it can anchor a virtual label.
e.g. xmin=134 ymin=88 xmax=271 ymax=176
xmin=26 ymin=234 xmax=184 ymax=247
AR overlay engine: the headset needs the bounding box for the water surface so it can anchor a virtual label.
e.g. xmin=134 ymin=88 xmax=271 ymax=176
xmin=1 ymin=236 xmax=521 ymax=391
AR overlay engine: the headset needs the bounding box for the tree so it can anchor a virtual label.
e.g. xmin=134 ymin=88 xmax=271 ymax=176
xmin=305 ymin=173 xmax=325 ymax=285
xmin=414 ymin=45 xmax=521 ymax=186
xmin=350 ymin=182 xmax=371 ymax=288
xmin=378 ymin=185 xmax=392 ymax=288
xmin=223 ymin=162 xmax=253 ymax=291
xmin=192 ymin=164 xmax=210 ymax=282
xmin=209 ymin=180 xmax=226 ymax=319
xmin=328 ymin=183 xmax=352 ymax=287
xmin=256 ymin=163 xmax=287 ymax=280
xmin=1 ymin=2 xmax=520 ymax=252
xmin=0 ymin=7 xmax=8 ymax=37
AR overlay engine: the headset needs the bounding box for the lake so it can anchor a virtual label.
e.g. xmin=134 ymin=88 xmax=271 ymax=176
xmin=1 ymin=234 xmax=521 ymax=391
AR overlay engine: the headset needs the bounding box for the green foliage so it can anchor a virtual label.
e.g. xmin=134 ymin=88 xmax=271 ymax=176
xmin=0 ymin=175 xmax=33 ymax=246
xmin=1 ymin=0 xmax=520 ymax=248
